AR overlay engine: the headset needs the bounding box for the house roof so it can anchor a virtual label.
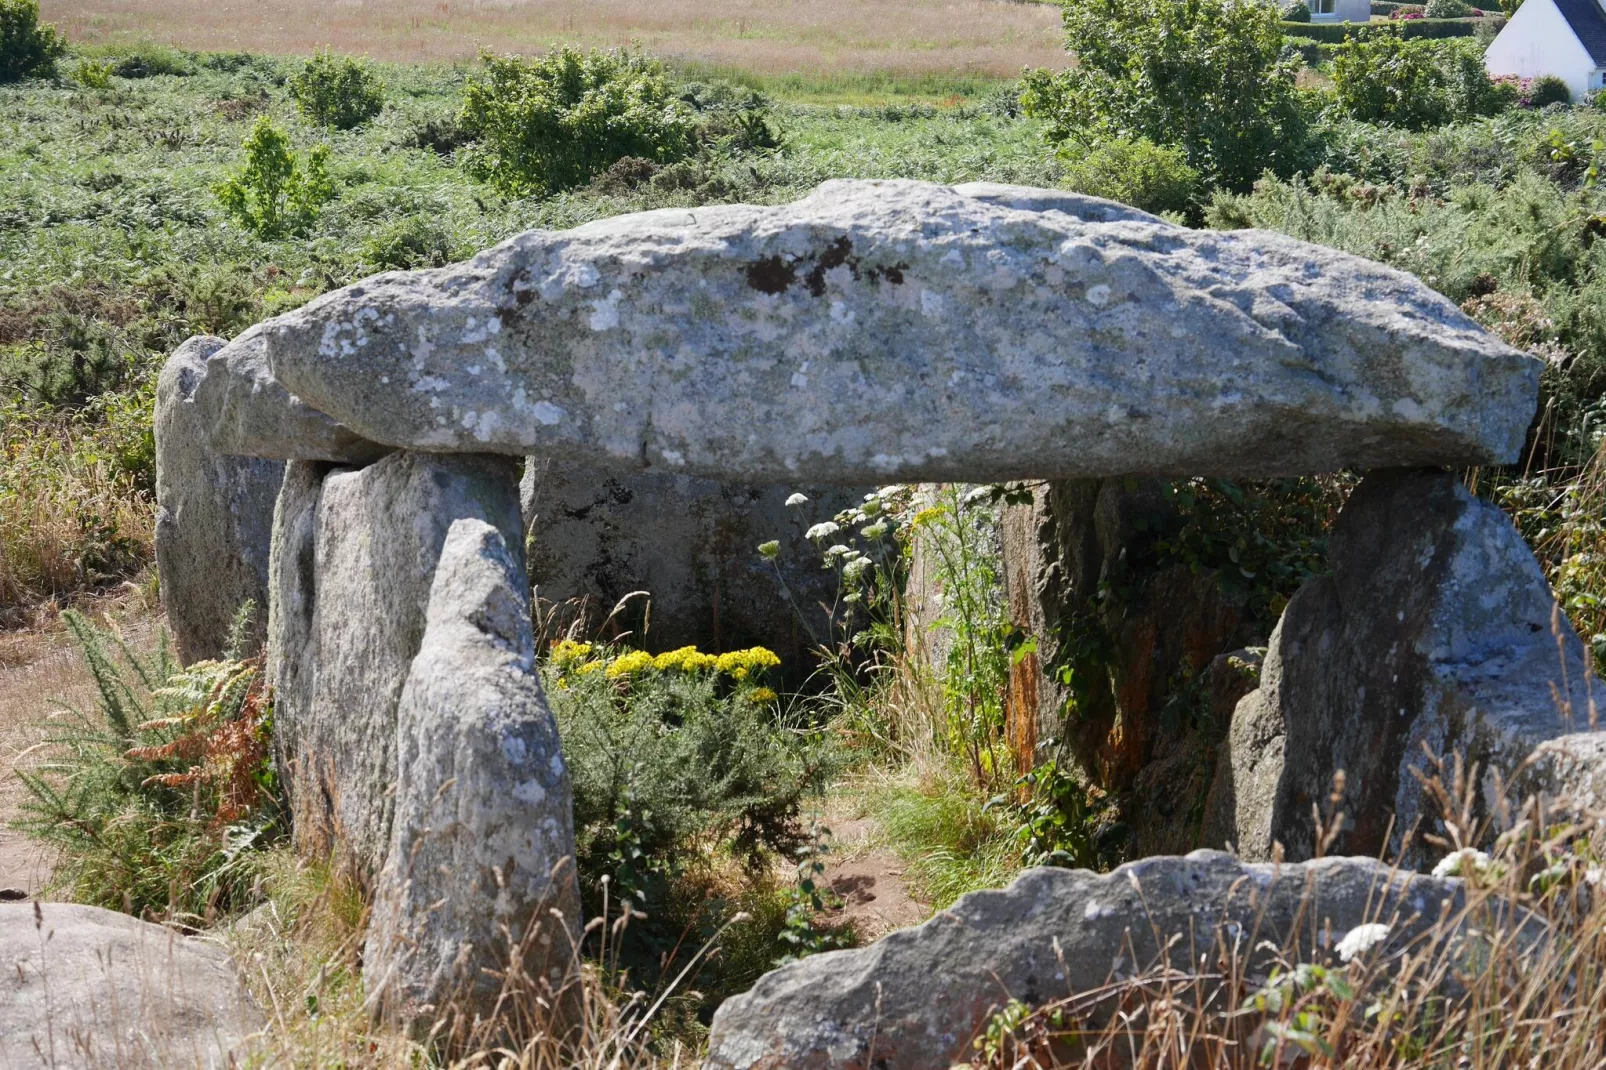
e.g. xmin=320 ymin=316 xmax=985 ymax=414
xmin=1555 ymin=0 xmax=1606 ymax=67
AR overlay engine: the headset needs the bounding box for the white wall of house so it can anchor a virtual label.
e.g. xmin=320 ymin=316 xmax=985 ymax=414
xmin=1308 ymin=0 xmax=1371 ymax=23
xmin=1486 ymin=0 xmax=1601 ymax=101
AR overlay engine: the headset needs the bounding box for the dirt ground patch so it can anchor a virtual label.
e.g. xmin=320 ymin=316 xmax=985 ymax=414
xmin=40 ymin=0 xmax=1065 ymax=76
xmin=819 ymin=815 xmax=927 ymax=940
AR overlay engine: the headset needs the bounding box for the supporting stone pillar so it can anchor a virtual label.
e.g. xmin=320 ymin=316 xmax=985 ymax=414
xmin=1223 ymin=468 xmax=1599 ymax=864
xmin=155 ymin=336 xmax=284 ymax=662
xmin=364 ymin=518 xmax=579 ymax=1040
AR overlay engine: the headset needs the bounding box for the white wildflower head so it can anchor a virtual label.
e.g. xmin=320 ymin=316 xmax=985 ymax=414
xmin=805 ymin=521 xmax=840 ymax=541
xmin=824 ymin=543 xmax=852 ymax=558
xmin=1432 ymin=848 xmax=1491 ymax=879
xmin=1335 ymin=922 xmax=1391 ymax=963
xmin=784 ymin=492 xmax=809 ymax=507
xmin=757 ymin=540 xmax=780 ymax=561
xmin=876 ymin=484 xmax=904 ymax=498
xmin=860 ymin=521 xmax=889 ymax=540
xmin=842 ymin=557 xmax=873 ymax=579
xmin=962 ymin=485 xmax=995 ymax=506
xmin=861 ymin=497 xmax=883 ymax=517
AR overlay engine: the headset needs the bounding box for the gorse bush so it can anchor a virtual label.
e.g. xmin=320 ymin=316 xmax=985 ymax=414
xmin=1058 ymin=136 xmax=1200 ymax=217
xmin=0 ymin=0 xmax=64 ymax=83
xmin=1531 ymin=74 xmax=1573 ymax=107
xmin=1332 ymin=33 xmax=1511 ymax=128
xmin=1020 ymin=0 xmax=1311 ymax=191
xmin=214 ymin=116 xmax=335 ymax=238
xmin=459 ymin=48 xmax=697 ymax=197
xmin=14 ymin=609 xmax=281 ymax=920
xmin=289 ymin=51 xmax=386 ymax=129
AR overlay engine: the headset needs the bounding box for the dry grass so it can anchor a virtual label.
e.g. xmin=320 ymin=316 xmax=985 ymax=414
xmin=40 ymin=0 xmax=1066 ymax=76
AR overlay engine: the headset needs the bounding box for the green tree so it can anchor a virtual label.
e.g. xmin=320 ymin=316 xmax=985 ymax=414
xmin=213 ymin=117 xmax=336 ymax=239
xmin=1019 ymin=0 xmax=1311 ymax=192
xmin=289 ymin=51 xmax=386 ymax=130
xmin=1332 ymin=33 xmax=1508 ymax=128
xmin=458 ymin=47 xmax=697 ymax=197
xmin=0 ymin=0 xmax=65 ymax=82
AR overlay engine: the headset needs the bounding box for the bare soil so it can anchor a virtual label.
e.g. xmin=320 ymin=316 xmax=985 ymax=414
xmin=819 ymin=815 xmax=927 ymax=939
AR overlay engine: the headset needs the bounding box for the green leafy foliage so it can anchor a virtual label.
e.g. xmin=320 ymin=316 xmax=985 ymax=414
xmin=1020 ymin=0 xmax=1311 ymax=190
xmin=1423 ymin=0 xmax=1471 ymax=16
xmin=289 ymin=51 xmax=386 ymax=129
xmin=13 ymin=609 xmax=281 ymax=921
xmin=1058 ymin=136 xmax=1200 ymax=217
xmin=0 ymin=0 xmax=64 ymax=83
xmin=1282 ymin=0 xmax=1312 ymax=21
xmin=1530 ymin=75 xmax=1572 ymax=108
xmin=1332 ymin=33 xmax=1511 ymax=129
xmin=214 ymin=117 xmax=335 ymax=238
xmin=459 ymin=47 xmax=697 ymax=197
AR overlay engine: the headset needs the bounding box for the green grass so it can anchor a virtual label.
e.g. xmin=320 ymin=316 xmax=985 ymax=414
xmin=872 ymin=761 xmax=1024 ymax=909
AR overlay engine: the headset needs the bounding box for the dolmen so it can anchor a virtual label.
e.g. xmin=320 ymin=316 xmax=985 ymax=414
xmin=153 ymin=179 xmax=1593 ymax=1041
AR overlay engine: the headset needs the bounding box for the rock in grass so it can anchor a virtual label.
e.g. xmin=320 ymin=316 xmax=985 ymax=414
xmin=1223 ymin=469 xmax=1600 ymax=864
xmin=267 ymin=449 xmax=524 ymax=876
xmin=365 ymin=518 xmax=580 ymax=1037
xmin=703 ymin=851 xmax=1487 ymax=1070
xmin=0 ymin=902 xmax=261 ymax=1069
xmin=155 ymin=334 xmax=284 ymax=662
xmin=231 ymin=179 xmax=1531 ymax=480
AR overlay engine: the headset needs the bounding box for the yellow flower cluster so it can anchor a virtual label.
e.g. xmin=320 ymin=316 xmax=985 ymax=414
xmin=653 ymin=646 xmax=719 ymax=672
xmin=714 ymin=646 xmax=782 ymax=680
xmin=550 ymin=639 xmax=594 ymax=667
xmin=604 ymin=649 xmax=656 ymax=677
xmin=748 ymin=687 xmax=778 ymax=704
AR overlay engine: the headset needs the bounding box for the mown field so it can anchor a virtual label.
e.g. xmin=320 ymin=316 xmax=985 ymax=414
xmin=40 ymin=0 xmax=1065 ymax=75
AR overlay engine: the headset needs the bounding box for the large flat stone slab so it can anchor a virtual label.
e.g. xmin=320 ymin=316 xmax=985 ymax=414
xmin=209 ymin=180 xmax=1535 ymax=481
xmin=0 ymin=902 xmax=262 ymax=1069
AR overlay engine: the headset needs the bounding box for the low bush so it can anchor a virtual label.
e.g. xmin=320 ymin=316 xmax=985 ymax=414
xmin=0 ymin=0 xmax=64 ymax=82
xmin=1531 ymin=74 xmax=1573 ymax=107
xmin=361 ymin=213 xmax=454 ymax=270
xmin=1423 ymin=0 xmax=1470 ymax=16
xmin=100 ymin=42 xmax=195 ymax=78
xmin=214 ymin=117 xmax=335 ymax=238
xmin=1058 ymin=136 xmax=1201 ymax=217
xmin=13 ymin=610 xmax=281 ymax=921
xmin=459 ymin=47 xmax=697 ymax=197
xmin=1282 ymin=0 xmax=1312 ymax=21
xmin=289 ymin=51 xmax=386 ymax=130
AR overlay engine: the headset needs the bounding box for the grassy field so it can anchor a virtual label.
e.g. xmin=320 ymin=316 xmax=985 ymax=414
xmin=39 ymin=0 xmax=1066 ymax=76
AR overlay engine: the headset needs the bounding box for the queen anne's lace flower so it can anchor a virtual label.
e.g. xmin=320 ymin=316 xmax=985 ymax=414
xmin=784 ymin=492 xmax=809 ymax=507
xmin=805 ymin=521 xmax=840 ymax=540
xmin=1432 ymin=848 xmax=1491 ymax=879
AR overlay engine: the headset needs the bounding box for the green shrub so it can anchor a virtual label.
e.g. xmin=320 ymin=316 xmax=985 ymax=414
xmin=1282 ymin=0 xmax=1312 ymax=21
xmin=1530 ymin=75 xmax=1572 ymax=107
xmin=289 ymin=51 xmax=386 ymax=130
xmin=458 ymin=47 xmax=697 ymax=197
xmin=13 ymin=610 xmax=281 ymax=920
xmin=1424 ymin=0 xmax=1470 ymax=16
xmin=1059 ymin=136 xmax=1201 ymax=217
xmin=1022 ymin=0 xmax=1312 ymax=192
xmin=71 ymin=57 xmax=111 ymax=88
xmin=214 ymin=117 xmax=335 ymax=238
xmin=1333 ymin=33 xmax=1508 ymax=127
xmin=1286 ymin=17 xmax=1481 ymax=40
xmin=101 ymin=43 xmax=194 ymax=78
xmin=361 ymin=214 xmax=454 ymax=270
xmin=0 ymin=0 xmax=65 ymax=82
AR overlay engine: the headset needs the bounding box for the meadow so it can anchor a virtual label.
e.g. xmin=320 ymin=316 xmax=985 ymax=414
xmin=39 ymin=0 xmax=1065 ymax=76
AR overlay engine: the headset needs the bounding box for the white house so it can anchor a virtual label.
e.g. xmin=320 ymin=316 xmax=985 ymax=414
xmin=1486 ymin=0 xmax=1606 ymax=101
xmin=1308 ymin=0 xmax=1372 ymax=24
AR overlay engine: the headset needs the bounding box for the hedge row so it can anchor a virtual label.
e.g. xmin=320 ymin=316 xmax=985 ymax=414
xmin=1280 ymin=17 xmax=1501 ymax=40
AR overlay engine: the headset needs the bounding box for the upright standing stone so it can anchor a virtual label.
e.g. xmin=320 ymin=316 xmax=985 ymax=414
xmin=520 ymin=459 xmax=861 ymax=667
xmin=268 ymin=450 xmax=523 ymax=875
xmin=1223 ymin=469 xmax=1599 ymax=863
xmin=365 ymin=519 xmax=580 ymax=1039
xmin=155 ymin=335 xmax=284 ymax=662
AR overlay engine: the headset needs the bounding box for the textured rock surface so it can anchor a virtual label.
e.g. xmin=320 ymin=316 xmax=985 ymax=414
xmin=268 ymin=450 xmax=523 ymax=875
xmin=1527 ymin=730 xmax=1606 ymax=811
xmin=1222 ymin=469 xmax=1599 ymax=863
xmin=366 ymin=519 xmax=580 ymax=1032
xmin=521 ymin=459 xmax=862 ymax=668
xmin=225 ymin=180 xmax=1530 ymax=478
xmin=0 ymin=902 xmax=261 ymax=1069
xmin=155 ymin=335 xmax=284 ymax=662
xmin=191 ymin=324 xmax=389 ymax=464
xmin=704 ymin=851 xmax=1477 ymax=1070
